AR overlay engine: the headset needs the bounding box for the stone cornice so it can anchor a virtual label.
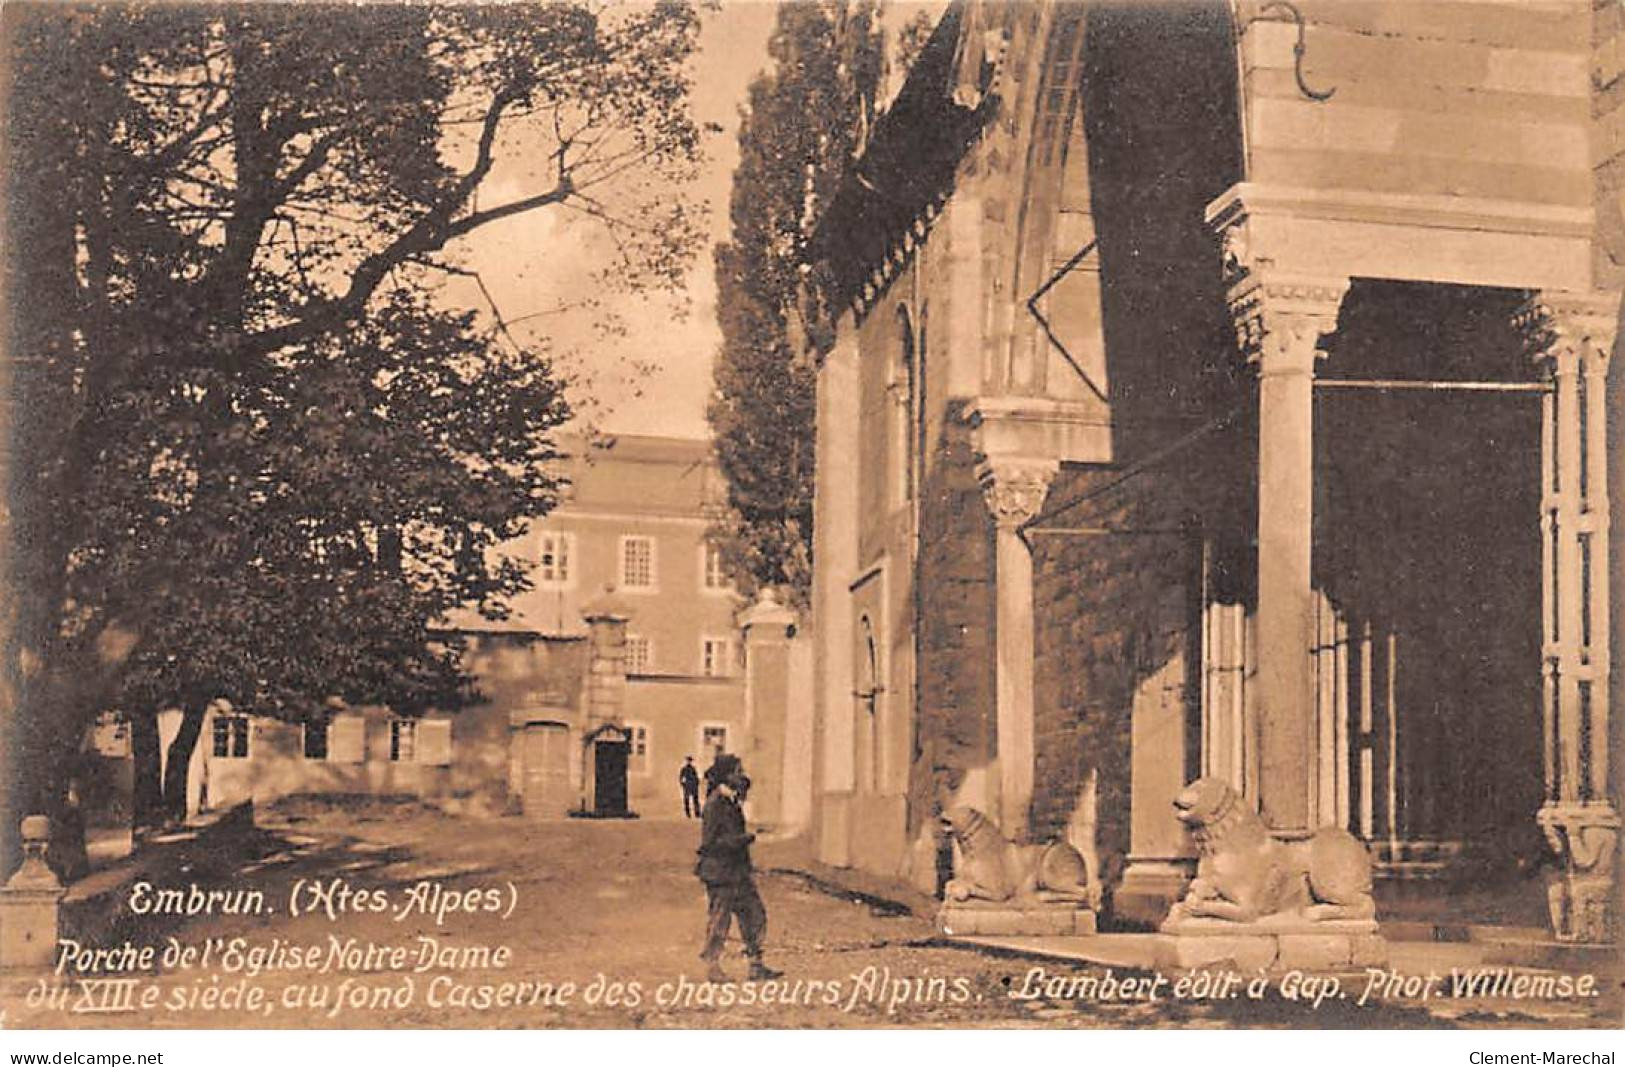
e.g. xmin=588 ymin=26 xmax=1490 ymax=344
xmin=850 ymin=196 xmax=949 ymax=320
xmin=964 ymin=394 xmax=1114 ymax=467
xmin=1206 ymin=180 xmax=1595 ymax=294
xmin=1207 ymin=183 xmax=1594 ymax=242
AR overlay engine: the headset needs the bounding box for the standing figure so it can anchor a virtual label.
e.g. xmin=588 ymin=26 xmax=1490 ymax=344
xmin=679 ymin=756 xmax=701 ymax=818
xmin=695 ymin=754 xmax=780 ymax=982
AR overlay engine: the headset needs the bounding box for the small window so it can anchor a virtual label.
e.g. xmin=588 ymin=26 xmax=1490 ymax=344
xmin=212 ymin=715 xmax=250 ymax=760
xmin=701 ymin=636 xmax=734 ymax=678
xmin=625 ymin=634 xmax=653 ymax=674
xmin=538 ymin=531 xmax=573 ymax=586
xmin=700 ymin=723 xmax=729 ymax=758
xmin=702 ymin=542 xmax=729 ymax=591
xmin=390 ymin=719 xmax=418 ymax=762
xmin=627 ymin=723 xmax=651 ymax=775
xmin=620 ymin=535 xmax=656 ymax=590
xmin=303 ymin=719 xmax=330 ymax=760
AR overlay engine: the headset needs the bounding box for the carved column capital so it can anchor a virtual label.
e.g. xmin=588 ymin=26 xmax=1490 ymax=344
xmin=1226 ymin=272 xmax=1350 ymax=372
xmin=977 ymin=460 xmax=1056 ymax=529
xmin=1520 ymin=290 xmax=1619 ymax=371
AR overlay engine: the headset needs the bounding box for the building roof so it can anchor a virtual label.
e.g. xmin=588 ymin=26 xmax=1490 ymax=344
xmin=813 ymin=2 xmax=990 ymax=313
xmin=550 ymin=433 xmax=721 ymax=518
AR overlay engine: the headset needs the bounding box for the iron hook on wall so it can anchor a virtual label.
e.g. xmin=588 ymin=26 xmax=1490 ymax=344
xmin=1260 ymin=0 xmax=1336 ymax=102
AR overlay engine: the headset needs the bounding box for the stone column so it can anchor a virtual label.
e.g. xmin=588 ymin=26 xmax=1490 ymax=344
xmin=977 ymin=458 xmax=1056 ymax=838
xmin=1525 ymin=290 xmax=1620 ymax=943
xmin=1226 ymin=271 xmax=1348 ymax=835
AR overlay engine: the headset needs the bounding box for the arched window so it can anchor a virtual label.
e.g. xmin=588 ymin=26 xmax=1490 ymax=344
xmin=889 ymin=307 xmax=916 ymax=510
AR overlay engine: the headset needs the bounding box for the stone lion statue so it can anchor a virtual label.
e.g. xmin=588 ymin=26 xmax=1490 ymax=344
xmin=1164 ymin=777 xmax=1375 ymax=926
xmin=940 ymin=806 xmax=1098 ymax=908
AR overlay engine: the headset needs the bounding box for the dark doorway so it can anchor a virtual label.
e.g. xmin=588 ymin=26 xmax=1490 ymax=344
xmin=1317 ymin=281 xmax=1544 ymax=875
xmin=594 ymin=740 xmax=630 ymax=817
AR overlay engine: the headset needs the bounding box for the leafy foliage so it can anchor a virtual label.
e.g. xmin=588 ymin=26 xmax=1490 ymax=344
xmin=708 ymin=0 xmax=888 ymax=607
xmin=1 ymin=1 xmax=707 ymax=830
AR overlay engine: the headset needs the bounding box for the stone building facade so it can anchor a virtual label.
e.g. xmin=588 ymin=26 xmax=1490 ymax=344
xmin=455 ymin=434 xmax=751 ymax=816
xmin=808 ymin=0 xmax=1623 ymax=941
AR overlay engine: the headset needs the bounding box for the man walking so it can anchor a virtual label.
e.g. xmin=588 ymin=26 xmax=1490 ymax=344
xmin=695 ymin=754 xmax=780 ymax=982
xmin=679 ymin=756 xmax=701 ymax=818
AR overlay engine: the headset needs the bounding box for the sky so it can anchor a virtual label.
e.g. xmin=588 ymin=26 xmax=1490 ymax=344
xmin=446 ymin=2 xmax=782 ymax=442
xmin=439 ymin=1 xmax=943 ymax=443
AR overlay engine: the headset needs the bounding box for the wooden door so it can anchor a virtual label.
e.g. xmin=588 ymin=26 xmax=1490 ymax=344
xmin=522 ymin=723 xmax=571 ymax=817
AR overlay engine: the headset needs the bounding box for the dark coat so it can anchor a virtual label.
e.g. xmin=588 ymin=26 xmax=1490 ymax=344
xmin=696 ymin=791 xmax=754 ymax=885
xmin=703 ymin=752 xmax=742 ymax=796
xmin=679 ymin=764 xmax=700 ymax=794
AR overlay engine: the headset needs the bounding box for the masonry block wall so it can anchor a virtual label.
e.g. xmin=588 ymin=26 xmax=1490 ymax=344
xmin=1598 ymin=0 xmax=1625 ymax=283
xmin=1031 ymin=469 xmax=1215 ymax=874
xmin=1013 ymin=0 xmax=1249 ymax=882
xmin=1241 ymin=0 xmax=1591 ymax=210
xmin=911 ymin=401 xmax=996 ymax=826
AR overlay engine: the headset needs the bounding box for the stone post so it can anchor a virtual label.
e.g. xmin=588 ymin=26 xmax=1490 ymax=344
xmin=581 ymin=604 xmax=630 ymax=728
xmin=580 ymin=598 xmax=630 ymax=813
xmin=977 ymin=458 xmax=1056 ymax=838
xmin=0 ymin=815 xmax=65 ymax=970
xmin=740 ymin=588 xmax=799 ymax=830
xmin=1225 ymin=269 xmax=1348 ymax=835
xmin=1524 ymin=290 xmax=1620 ymax=943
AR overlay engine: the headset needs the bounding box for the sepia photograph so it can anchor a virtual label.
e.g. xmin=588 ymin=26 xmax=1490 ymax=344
xmin=0 ymin=0 xmax=1620 ymax=1049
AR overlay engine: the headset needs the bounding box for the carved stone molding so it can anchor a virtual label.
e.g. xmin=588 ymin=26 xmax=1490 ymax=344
xmin=1226 ymin=272 xmax=1349 ymax=371
xmin=1208 ymin=187 xmax=1350 ymax=368
xmin=1216 ymin=212 xmax=1255 ymax=287
xmin=1536 ymin=802 xmax=1620 ymax=943
xmin=977 ymin=461 xmax=1056 ymax=529
xmin=1519 ymin=290 xmax=1620 ymax=370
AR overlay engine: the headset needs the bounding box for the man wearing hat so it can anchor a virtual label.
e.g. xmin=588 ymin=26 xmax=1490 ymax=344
xmin=679 ymin=756 xmax=701 ymax=818
xmin=695 ymin=753 xmax=780 ymax=982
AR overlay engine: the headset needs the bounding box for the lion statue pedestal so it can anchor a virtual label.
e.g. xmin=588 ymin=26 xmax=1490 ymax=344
xmin=935 ymin=807 xmax=1099 ymax=937
xmin=1156 ymin=778 xmax=1387 ymax=971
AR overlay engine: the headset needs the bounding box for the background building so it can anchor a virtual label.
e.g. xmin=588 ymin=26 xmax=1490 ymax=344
xmin=501 ymin=434 xmax=748 ymax=815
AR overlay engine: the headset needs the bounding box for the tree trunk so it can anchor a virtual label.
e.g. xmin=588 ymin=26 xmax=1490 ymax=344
xmin=130 ymin=710 xmax=163 ymax=831
xmin=3 ymin=670 xmax=88 ymax=878
xmin=161 ymin=703 xmax=207 ymax=823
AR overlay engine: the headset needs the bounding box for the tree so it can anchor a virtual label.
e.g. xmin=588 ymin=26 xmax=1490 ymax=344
xmin=1 ymin=2 xmax=706 ymax=860
xmin=708 ymin=0 xmax=888 ymax=607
